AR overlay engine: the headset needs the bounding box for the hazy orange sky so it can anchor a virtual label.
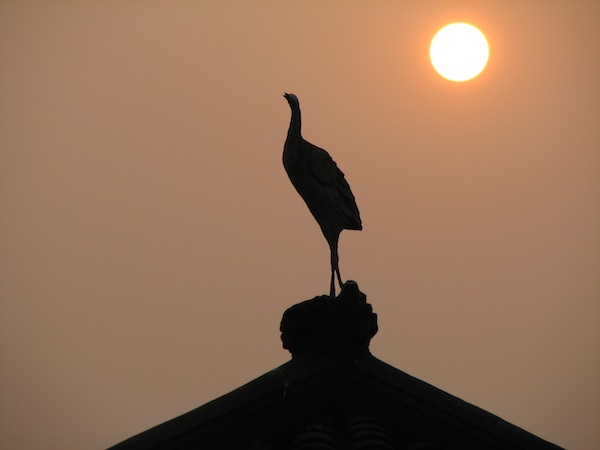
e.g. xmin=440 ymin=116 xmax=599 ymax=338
xmin=1 ymin=2 xmax=599 ymax=449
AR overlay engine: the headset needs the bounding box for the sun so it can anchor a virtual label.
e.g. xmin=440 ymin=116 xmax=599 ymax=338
xmin=430 ymin=23 xmax=489 ymax=82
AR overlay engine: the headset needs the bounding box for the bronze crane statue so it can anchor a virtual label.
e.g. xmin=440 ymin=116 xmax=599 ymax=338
xmin=282 ymin=93 xmax=362 ymax=299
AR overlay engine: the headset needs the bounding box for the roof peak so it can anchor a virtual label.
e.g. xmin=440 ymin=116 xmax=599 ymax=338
xmin=280 ymin=281 xmax=378 ymax=358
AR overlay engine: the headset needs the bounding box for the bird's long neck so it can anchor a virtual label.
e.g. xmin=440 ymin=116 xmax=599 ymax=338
xmin=287 ymin=104 xmax=302 ymax=138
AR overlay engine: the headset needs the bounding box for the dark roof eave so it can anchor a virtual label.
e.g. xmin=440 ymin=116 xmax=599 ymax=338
xmin=109 ymin=355 xmax=563 ymax=450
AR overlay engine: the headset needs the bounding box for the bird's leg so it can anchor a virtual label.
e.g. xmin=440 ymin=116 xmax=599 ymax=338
xmin=329 ymin=235 xmax=341 ymax=299
xmin=335 ymin=266 xmax=343 ymax=291
xmin=329 ymin=270 xmax=336 ymax=299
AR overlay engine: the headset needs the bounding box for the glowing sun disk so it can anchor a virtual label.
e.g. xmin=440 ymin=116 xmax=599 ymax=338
xmin=430 ymin=23 xmax=489 ymax=82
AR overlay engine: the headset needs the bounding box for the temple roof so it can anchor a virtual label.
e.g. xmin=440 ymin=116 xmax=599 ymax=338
xmin=109 ymin=355 xmax=562 ymax=450
xmin=109 ymin=283 xmax=563 ymax=450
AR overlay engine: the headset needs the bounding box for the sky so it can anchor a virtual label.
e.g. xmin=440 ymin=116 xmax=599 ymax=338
xmin=1 ymin=2 xmax=598 ymax=449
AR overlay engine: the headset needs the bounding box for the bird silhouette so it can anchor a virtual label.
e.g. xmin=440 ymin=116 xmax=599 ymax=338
xmin=283 ymin=93 xmax=362 ymax=298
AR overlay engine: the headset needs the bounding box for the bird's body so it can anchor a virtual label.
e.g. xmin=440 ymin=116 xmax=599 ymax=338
xmin=283 ymin=93 xmax=362 ymax=298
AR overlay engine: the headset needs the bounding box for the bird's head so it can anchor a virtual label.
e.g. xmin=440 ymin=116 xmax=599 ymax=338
xmin=283 ymin=93 xmax=300 ymax=109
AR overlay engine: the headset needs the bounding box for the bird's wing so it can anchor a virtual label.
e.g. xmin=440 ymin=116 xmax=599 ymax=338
xmin=305 ymin=141 xmax=362 ymax=229
xmin=305 ymin=142 xmax=339 ymax=186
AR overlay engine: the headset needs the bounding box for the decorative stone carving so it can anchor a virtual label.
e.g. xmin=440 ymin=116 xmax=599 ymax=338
xmin=280 ymin=281 xmax=378 ymax=358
